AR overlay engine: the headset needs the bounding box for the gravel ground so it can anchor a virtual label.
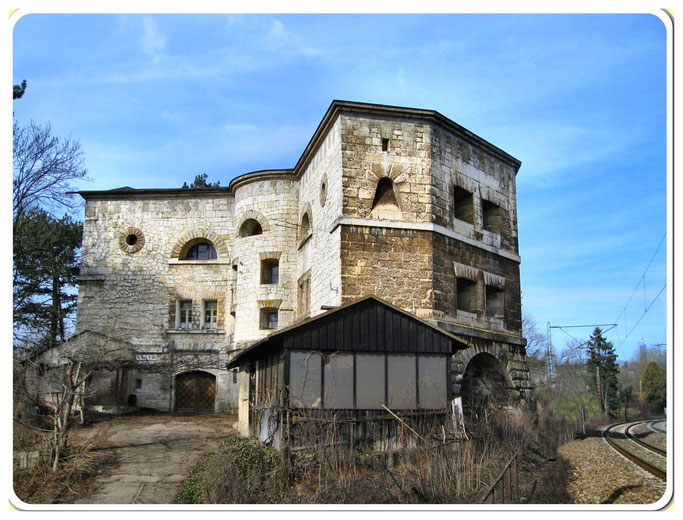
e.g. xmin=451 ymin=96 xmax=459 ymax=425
xmin=630 ymin=423 xmax=667 ymax=452
xmin=557 ymin=435 xmax=667 ymax=505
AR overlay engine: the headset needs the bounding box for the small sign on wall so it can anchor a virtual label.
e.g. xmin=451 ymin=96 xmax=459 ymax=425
xmin=136 ymin=354 xmax=158 ymax=363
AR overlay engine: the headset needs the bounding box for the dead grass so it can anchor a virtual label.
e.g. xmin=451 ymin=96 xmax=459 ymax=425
xmin=13 ymin=438 xmax=116 ymax=505
xmin=178 ymin=404 xmax=553 ymax=504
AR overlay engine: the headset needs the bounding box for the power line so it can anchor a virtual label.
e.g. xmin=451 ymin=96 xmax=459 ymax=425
xmin=612 ymin=232 xmax=666 ymax=349
xmin=614 ymin=232 xmax=666 ymax=325
xmin=617 ymin=283 xmax=666 ymax=349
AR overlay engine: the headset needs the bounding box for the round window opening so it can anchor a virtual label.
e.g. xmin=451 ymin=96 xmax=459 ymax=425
xmin=119 ymin=227 xmax=145 ymax=253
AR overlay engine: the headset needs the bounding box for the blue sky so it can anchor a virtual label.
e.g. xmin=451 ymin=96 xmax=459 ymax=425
xmin=11 ymin=12 xmax=669 ymax=361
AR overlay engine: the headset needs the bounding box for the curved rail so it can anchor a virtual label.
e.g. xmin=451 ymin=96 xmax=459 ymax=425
xmin=625 ymin=421 xmax=666 ymax=457
xmin=603 ymin=422 xmax=666 ymax=480
xmin=649 ymin=420 xmax=667 ymax=434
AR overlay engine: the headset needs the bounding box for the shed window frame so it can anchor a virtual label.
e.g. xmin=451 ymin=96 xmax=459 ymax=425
xmin=287 ymin=350 xmax=449 ymax=411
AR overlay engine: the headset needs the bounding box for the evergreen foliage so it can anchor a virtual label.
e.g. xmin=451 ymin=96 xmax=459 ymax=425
xmin=182 ymin=173 xmax=220 ymax=188
xmin=641 ymin=361 xmax=666 ymax=414
xmin=13 ymin=209 xmax=83 ymax=349
xmin=13 ymin=79 xmax=27 ymax=100
xmin=585 ymin=327 xmax=620 ymax=417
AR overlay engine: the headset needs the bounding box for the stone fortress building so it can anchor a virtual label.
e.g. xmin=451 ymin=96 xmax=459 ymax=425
xmin=75 ymin=100 xmax=531 ymax=414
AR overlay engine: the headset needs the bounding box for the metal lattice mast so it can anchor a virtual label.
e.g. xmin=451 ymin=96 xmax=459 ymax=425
xmin=546 ymin=321 xmax=556 ymax=383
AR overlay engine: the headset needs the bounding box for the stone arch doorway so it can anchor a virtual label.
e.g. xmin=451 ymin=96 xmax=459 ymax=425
xmin=175 ymin=371 xmax=216 ymax=412
xmin=460 ymin=352 xmax=512 ymax=419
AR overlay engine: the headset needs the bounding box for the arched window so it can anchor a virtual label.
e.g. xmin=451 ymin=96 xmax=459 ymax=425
xmin=299 ymin=212 xmax=311 ymax=241
xmin=184 ymin=242 xmax=217 ymax=260
xmin=371 ymin=178 xmax=400 ymax=213
xmin=239 ymin=218 xmax=263 ymax=237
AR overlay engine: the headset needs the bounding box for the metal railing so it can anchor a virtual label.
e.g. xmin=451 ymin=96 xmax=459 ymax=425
xmin=480 ymin=451 xmax=520 ymax=504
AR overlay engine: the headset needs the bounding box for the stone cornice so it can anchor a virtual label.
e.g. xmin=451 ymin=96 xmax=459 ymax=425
xmin=75 ymin=187 xmax=232 ymax=200
xmin=435 ymin=320 xmax=527 ymax=347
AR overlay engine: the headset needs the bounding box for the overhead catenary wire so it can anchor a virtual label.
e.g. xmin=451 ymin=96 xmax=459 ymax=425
xmin=613 ymin=232 xmax=666 ymax=325
xmin=611 ymin=232 xmax=666 ymax=349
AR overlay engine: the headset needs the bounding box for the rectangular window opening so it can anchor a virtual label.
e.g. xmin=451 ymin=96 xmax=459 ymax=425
xmin=485 ymin=286 xmax=504 ymax=317
xmin=260 ymin=308 xmax=278 ymax=330
xmin=204 ymin=300 xmax=218 ymax=329
xmin=179 ymin=300 xmax=193 ymax=329
xmin=482 ymin=199 xmax=502 ymax=234
xmin=456 ymin=278 xmax=477 ymax=313
xmin=260 ymin=259 xmax=279 ymax=285
xmin=135 ymin=378 xmax=142 ymax=390
xmin=453 ymin=186 xmax=474 ymax=224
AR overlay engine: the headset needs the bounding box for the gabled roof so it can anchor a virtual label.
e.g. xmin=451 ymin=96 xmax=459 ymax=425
xmin=227 ymin=295 xmax=468 ymax=369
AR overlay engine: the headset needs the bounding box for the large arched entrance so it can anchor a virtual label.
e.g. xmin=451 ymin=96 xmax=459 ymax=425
xmin=175 ymin=371 xmax=216 ymax=412
xmin=460 ymin=353 xmax=512 ymax=420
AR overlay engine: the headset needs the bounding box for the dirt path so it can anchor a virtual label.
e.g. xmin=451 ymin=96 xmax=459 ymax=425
xmin=74 ymin=412 xmax=238 ymax=504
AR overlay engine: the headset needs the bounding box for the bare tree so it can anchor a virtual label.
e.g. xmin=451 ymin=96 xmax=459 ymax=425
xmin=19 ymin=333 xmax=135 ymax=471
xmin=522 ymin=313 xmax=548 ymax=387
xmin=13 ymin=120 xmax=88 ymax=225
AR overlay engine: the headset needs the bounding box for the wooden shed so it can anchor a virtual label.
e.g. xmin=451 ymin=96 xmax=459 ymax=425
xmin=227 ymin=296 xmax=468 ymax=450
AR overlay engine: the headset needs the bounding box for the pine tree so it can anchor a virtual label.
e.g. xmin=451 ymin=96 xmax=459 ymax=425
xmin=585 ymin=327 xmax=620 ymax=417
xmin=181 ymin=173 xmax=220 ymax=188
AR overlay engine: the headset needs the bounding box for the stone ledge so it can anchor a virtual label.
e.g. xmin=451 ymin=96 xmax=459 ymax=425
xmin=331 ymin=217 xmax=521 ymax=263
xmin=165 ymin=329 xmax=227 ymax=335
xmin=435 ymin=320 xmax=526 ymax=346
xmin=168 ymin=259 xmax=231 ymax=266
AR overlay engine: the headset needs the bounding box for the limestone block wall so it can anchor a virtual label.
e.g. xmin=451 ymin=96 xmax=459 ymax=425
xmin=76 ymin=193 xmax=238 ymax=411
xmin=78 ymin=195 xmax=234 ymax=343
xmin=340 ymin=114 xmax=433 ymax=222
xmin=340 ymin=226 xmax=434 ymax=318
xmin=430 ymin=125 xmax=520 ymax=254
xmin=296 ymin=118 xmax=343 ymax=317
xmin=432 ymin=234 xmax=523 ymax=334
xmin=232 ymin=179 xmax=299 ymax=345
xmin=451 ymin=341 xmax=532 ymax=400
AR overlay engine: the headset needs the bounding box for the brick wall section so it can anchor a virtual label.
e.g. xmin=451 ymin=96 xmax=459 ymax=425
xmin=340 ymin=226 xmax=434 ymax=317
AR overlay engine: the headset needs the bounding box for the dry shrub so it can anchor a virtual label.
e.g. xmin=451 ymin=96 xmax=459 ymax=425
xmin=180 ymin=404 xmax=545 ymax=504
xmin=13 ymin=439 xmax=114 ymax=504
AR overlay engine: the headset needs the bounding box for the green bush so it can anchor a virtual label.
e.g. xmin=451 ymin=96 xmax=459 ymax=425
xmin=179 ymin=437 xmax=287 ymax=504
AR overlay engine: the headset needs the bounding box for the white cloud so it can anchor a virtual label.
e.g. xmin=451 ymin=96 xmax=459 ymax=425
xmin=262 ymin=19 xmax=323 ymax=57
xmin=141 ymin=17 xmax=167 ymax=58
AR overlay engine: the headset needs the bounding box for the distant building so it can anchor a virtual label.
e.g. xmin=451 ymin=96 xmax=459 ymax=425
xmin=73 ymin=100 xmax=530 ymax=414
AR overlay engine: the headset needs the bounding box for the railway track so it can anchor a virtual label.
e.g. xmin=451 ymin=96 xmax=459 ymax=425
xmin=603 ymin=420 xmax=666 ymax=480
